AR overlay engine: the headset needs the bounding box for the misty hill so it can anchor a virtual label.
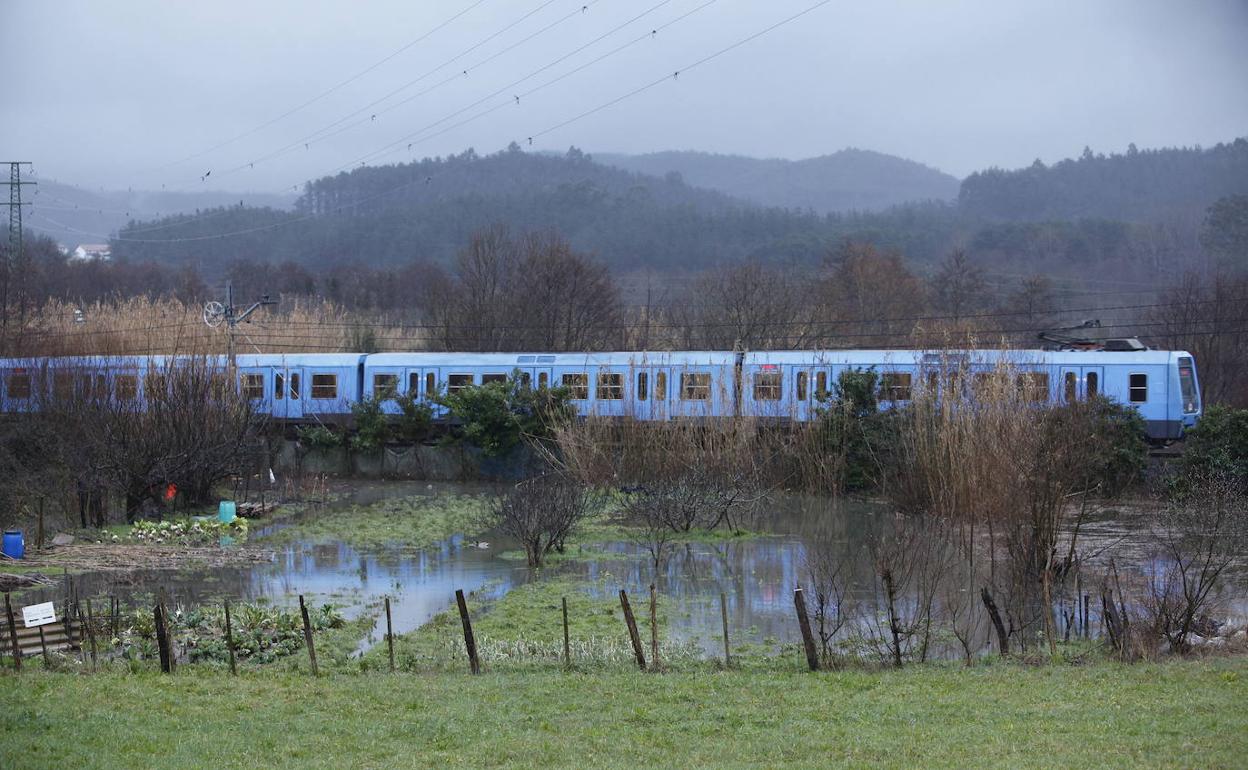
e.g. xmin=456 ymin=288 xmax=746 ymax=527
xmin=593 ymin=148 xmax=960 ymax=213
xmin=106 ymin=140 xmax=1245 ymax=283
xmin=112 ymin=146 xmax=959 ymax=275
xmin=960 ymin=138 xmax=1248 ymax=222
xmin=28 ymin=179 xmax=295 ymax=250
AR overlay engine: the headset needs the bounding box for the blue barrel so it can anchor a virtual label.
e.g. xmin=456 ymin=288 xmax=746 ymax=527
xmin=218 ymin=501 xmax=236 ymax=523
xmin=2 ymin=531 xmax=23 ymax=560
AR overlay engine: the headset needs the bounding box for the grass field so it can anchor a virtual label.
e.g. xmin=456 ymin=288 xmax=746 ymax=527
xmin=0 ymin=658 xmax=1244 ymax=769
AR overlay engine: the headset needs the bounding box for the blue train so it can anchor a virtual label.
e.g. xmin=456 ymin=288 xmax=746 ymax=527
xmin=0 ymin=346 xmax=1202 ymax=441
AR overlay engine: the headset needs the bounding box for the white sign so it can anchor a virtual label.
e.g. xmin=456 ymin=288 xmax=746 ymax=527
xmin=22 ymin=602 xmax=56 ymax=628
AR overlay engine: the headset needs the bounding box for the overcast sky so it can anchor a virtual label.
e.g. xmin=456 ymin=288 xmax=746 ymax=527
xmin=4 ymin=0 xmax=1246 ymax=193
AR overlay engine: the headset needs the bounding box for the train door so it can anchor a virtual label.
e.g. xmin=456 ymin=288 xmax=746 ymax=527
xmin=1060 ymin=366 xmax=1103 ymax=403
xmin=273 ymin=366 xmax=303 ymax=419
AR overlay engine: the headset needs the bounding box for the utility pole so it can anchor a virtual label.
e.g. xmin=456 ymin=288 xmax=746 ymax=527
xmin=204 ymin=282 xmax=276 ymax=367
xmin=3 ymin=162 xmax=36 ymax=341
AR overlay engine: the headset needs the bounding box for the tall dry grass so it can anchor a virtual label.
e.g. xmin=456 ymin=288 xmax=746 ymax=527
xmin=5 ymin=296 xmax=435 ymax=357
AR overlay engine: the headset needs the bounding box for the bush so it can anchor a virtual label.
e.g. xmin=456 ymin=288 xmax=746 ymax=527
xmin=812 ymin=368 xmax=896 ymax=492
xmin=439 ymin=373 xmax=574 ymax=457
xmin=350 ymin=396 xmax=389 ymax=452
xmin=1178 ymin=406 xmax=1248 ymax=493
xmin=1075 ymin=395 xmax=1149 ymax=496
xmin=297 ymin=424 xmax=342 ymax=450
xmin=394 ymin=392 xmax=434 ymax=444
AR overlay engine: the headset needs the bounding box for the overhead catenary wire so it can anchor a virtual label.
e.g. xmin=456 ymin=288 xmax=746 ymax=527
xmin=214 ymin=0 xmax=624 ymax=181
xmin=152 ymin=0 xmax=495 ymax=172
xmin=39 ymin=0 xmax=811 ymax=244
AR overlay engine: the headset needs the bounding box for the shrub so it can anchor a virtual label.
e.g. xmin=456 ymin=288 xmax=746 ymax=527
xmin=350 ymin=396 xmax=389 ymax=452
xmin=439 ymin=373 xmax=574 ymax=457
xmin=297 ymin=424 xmax=343 ymax=450
xmin=1178 ymin=405 xmax=1248 ymax=493
xmin=811 ymin=368 xmax=896 ymax=492
xmin=394 ymin=392 xmax=434 ymax=444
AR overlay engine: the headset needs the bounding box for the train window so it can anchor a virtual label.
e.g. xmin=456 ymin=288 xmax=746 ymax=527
xmin=78 ymin=374 xmax=102 ymax=400
xmin=925 ymin=371 xmax=939 ymax=393
xmin=1016 ymin=372 xmax=1049 ymax=403
xmin=6 ymin=372 xmax=31 ymax=400
xmin=681 ymin=372 xmax=711 ymax=401
xmin=537 ymin=371 xmax=548 ymax=389
xmin=311 ymin=374 xmax=337 ymax=400
xmin=275 ymin=373 xmax=285 ymax=401
xmin=1086 ymin=371 xmax=1098 ymax=398
xmin=373 ymin=374 xmax=398 ymax=399
xmin=407 ymin=372 xmax=419 ymax=395
xmin=1063 ymin=372 xmax=1077 ymax=403
xmin=426 ymin=372 xmax=436 ymax=396
xmin=519 ymin=372 xmax=532 ymax=388
xmin=1129 ymin=373 xmax=1147 ymax=403
xmin=53 ymin=373 xmax=74 ymax=401
xmin=655 ymin=371 xmax=667 ymax=400
xmin=815 ymin=371 xmax=829 ymax=400
xmin=289 ymin=373 xmax=301 ymax=400
xmin=796 ymin=371 xmax=809 ymax=401
xmin=637 ymin=372 xmax=648 ymax=402
xmin=881 ymin=372 xmax=912 ymax=401
xmin=115 ymin=374 xmax=138 ymax=401
xmin=241 ymin=374 xmax=265 ymax=400
xmin=1178 ymin=357 xmax=1198 ymax=414
xmin=753 ymin=372 xmax=781 ymax=401
xmin=144 ymin=372 xmax=167 ymax=400
xmin=598 ymin=372 xmax=624 ymax=400
xmin=481 ymin=373 xmax=507 ymax=385
xmin=447 ymin=374 xmax=473 ymax=394
xmin=562 ymin=373 xmax=589 ymax=400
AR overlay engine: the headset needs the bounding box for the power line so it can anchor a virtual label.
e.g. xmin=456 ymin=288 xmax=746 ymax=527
xmin=153 ymin=0 xmax=494 ymax=172
xmin=213 ymin=0 xmax=612 ymax=182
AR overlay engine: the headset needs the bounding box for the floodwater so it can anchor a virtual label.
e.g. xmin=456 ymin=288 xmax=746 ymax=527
xmin=18 ymin=484 xmax=1248 ymax=658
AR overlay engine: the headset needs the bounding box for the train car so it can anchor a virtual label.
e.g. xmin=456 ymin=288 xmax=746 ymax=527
xmin=235 ymin=353 xmax=366 ymax=421
xmin=0 ymin=355 xmax=230 ymax=413
xmin=361 ymin=351 xmax=739 ymax=420
xmin=0 ymin=346 xmax=1202 ymax=442
xmin=740 ymin=348 xmax=1201 ymax=440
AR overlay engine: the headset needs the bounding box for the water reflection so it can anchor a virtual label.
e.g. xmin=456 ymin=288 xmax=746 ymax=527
xmin=19 ymin=491 xmax=1248 ymax=659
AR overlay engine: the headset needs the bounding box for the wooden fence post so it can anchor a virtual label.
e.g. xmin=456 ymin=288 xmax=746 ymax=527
xmin=153 ymin=603 xmax=172 ymax=674
xmin=649 ymin=584 xmax=660 ymax=671
xmin=455 ymin=589 xmax=480 ymax=675
xmin=618 ymin=589 xmax=646 ymax=671
xmin=223 ymin=599 xmax=237 ymax=676
xmin=794 ymin=588 xmax=820 ymax=672
xmin=4 ymin=593 xmax=20 ymax=672
xmin=75 ymin=602 xmax=87 ymax=665
xmin=561 ymin=597 xmax=570 ymax=668
xmin=384 ymin=596 xmax=395 ymax=673
xmin=298 ymin=595 xmax=319 ymax=676
xmin=38 ymin=626 xmax=49 ymax=666
xmin=84 ymin=599 xmax=98 ymax=671
xmin=720 ymin=592 xmax=731 ymax=668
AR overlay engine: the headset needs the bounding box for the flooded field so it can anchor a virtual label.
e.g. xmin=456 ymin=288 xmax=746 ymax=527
xmin=14 ymin=482 xmax=1248 ymax=660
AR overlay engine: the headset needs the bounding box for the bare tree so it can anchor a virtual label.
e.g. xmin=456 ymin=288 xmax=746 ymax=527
xmin=1143 ymin=474 xmax=1247 ymax=653
xmin=817 ymin=242 xmax=927 ymax=347
xmin=1146 ymin=271 xmax=1248 ymax=407
xmin=490 ymin=474 xmax=596 ymax=568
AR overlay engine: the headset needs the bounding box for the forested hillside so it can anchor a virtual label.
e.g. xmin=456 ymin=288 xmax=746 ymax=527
xmin=594 ymin=148 xmax=960 ymax=213
xmin=960 ymin=139 xmax=1248 ymax=222
xmin=103 ymin=139 xmax=1248 ymax=282
xmin=29 ymin=180 xmax=295 ymax=250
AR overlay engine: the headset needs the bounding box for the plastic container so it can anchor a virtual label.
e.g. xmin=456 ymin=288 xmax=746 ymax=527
xmin=2 ymin=530 xmax=24 ymax=560
xmin=217 ymin=501 xmax=237 ymax=523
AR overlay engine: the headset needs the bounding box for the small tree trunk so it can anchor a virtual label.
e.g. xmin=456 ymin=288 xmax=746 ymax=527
xmin=882 ymin=569 xmax=903 ymax=668
xmin=981 ymin=587 xmax=1009 ymax=656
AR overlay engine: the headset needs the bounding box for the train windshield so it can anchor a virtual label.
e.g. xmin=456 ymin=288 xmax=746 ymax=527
xmin=1178 ymin=357 xmax=1199 ymax=414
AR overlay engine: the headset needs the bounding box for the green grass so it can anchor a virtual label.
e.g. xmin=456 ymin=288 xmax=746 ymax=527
xmin=360 ymin=575 xmax=698 ymax=673
xmin=255 ymin=494 xmax=489 ymax=551
xmin=0 ymin=659 xmax=1243 ymax=769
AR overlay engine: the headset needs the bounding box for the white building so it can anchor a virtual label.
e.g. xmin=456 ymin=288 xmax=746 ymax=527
xmin=71 ymin=243 xmax=111 ymax=261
